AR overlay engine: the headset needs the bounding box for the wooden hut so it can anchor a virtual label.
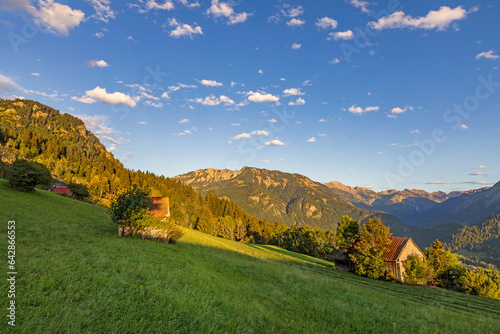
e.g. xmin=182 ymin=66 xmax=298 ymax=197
xmin=150 ymin=197 xmax=170 ymax=219
xmin=382 ymin=236 xmax=425 ymax=281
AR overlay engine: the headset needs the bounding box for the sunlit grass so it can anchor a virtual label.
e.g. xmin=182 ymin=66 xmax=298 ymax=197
xmin=1 ymin=178 xmax=499 ymax=333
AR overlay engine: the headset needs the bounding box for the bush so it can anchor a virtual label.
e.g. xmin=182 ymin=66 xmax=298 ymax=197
xmin=403 ymin=254 xmax=434 ymax=285
xmin=109 ymin=185 xmax=152 ymax=226
xmin=460 ymin=268 xmax=500 ymax=299
xmin=130 ymin=209 xmax=184 ymax=243
xmin=68 ymin=182 xmax=90 ymax=200
xmin=6 ymin=159 xmax=52 ymax=192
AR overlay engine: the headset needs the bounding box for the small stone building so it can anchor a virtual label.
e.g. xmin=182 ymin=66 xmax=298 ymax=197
xmin=333 ymin=236 xmax=425 ymax=281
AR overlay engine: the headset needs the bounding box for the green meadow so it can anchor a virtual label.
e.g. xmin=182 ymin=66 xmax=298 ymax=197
xmin=1 ymin=178 xmax=499 ymax=333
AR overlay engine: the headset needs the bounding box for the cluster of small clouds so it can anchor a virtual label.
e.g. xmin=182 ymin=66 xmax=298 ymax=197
xmin=269 ymin=4 xmax=305 ymax=27
xmin=206 ymin=0 xmax=251 ymax=25
xmin=76 ymin=114 xmax=126 ymax=151
xmin=167 ymin=18 xmax=203 ymax=38
xmin=193 ymin=94 xmax=235 ymax=106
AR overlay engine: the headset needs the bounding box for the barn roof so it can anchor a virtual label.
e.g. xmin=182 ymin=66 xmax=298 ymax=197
xmin=383 ymin=236 xmax=410 ymax=261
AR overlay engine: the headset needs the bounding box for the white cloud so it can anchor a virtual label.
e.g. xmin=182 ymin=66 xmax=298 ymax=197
xmin=291 ymin=43 xmax=301 ymax=50
xmin=329 ymin=58 xmax=340 ymax=64
xmin=319 ymin=119 xmax=327 ymax=123
xmin=0 ymin=73 xmax=22 ymax=92
xmin=206 ymin=0 xmax=251 ymax=25
xmin=168 ymin=18 xmax=203 ymax=38
xmin=391 ymin=106 xmax=414 ymax=114
xmin=86 ymin=59 xmax=110 ymax=68
xmin=348 ymin=105 xmax=379 ymax=114
xmin=233 ymin=130 xmax=269 ymax=140
xmin=86 ymin=0 xmax=115 ymax=22
xmin=6 ymin=0 xmax=86 ymax=36
xmin=141 ymin=0 xmax=174 ymax=12
xmin=470 ymin=172 xmax=488 ymax=176
xmin=178 ymin=118 xmax=190 ymax=124
xmin=94 ymin=32 xmax=104 ymax=38
xmin=178 ymin=0 xmax=200 ymax=9
xmin=411 ymin=129 xmax=421 ymax=134
xmin=75 ymin=86 xmax=137 ymax=107
xmin=168 ymin=83 xmax=197 ymax=91
xmin=247 ymin=91 xmax=279 ymax=103
xmin=285 ymin=5 xmax=303 ymax=18
xmin=329 ymin=30 xmax=354 ymax=40
xmin=161 ymin=92 xmax=170 ymax=100
xmin=473 ymin=165 xmax=488 ymax=169
xmin=24 ymin=89 xmax=58 ymax=99
xmin=459 ymin=124 xmax=468 ymax=130
xmin=31 ymin=72 xmax=40 ymax=77
xmin=261 ymin=160 xmax=270 ymax=163
xmin=287 ymin=18 xmax=305 ymax=27
xmin=302 ymin=80 xmax=311 ymax=86
xmin=476 ymin=50 xmax=499 ymax=60
xmin=219 ymin=95 xmax=235 ymax=105
xmin=229 ymin=12 xmax=249 ymax=25
xmin=200 ymin=79 xmax=223 ymax=87
xmin=315 ymin=17 xmax=338 ymax=29
xmin=426 ymin=180 xmax=494 ymax=185
xmin=194 ymin=94 xmax=234 ymax=106
xmin=307 ymin=137 xmax=316 ymax=143
xmin=144 ymin=101 xmax=163 ymax=108
xmin=258 ymin=69 xmax=263 ymax=74
xmin=267 ymin=119 xmax=277 ymax=123
xmin=174 ymin=129 xmax=192 ymax=136
xmin=369 ymin=6 xmax=473 ymax=31
xmin=349 ymin=0 xmax=371 ymax=14
xmin=265 ymin=139 xmax=284 ymax=146
xmin=71 ymin=95 xmax=96 ymax=104
xmin=138 ymin=121 xmax=147 ymax=125
xmin=289 ymin=97 xmax=305 ymax=106
xmin=283 ymin=88 xmax=305 ymax=96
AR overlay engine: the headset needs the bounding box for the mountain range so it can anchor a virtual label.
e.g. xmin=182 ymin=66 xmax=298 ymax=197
xmin=173 ymin=167 xmax=413 ymax=235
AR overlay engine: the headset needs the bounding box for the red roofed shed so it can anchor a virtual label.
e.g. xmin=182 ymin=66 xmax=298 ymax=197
xmin=55 ymin=186 xmax=72 ymax=196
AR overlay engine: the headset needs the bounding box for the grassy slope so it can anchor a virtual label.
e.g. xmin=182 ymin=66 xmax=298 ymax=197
xmin=1 ymin=179 xmax=499 ymax=333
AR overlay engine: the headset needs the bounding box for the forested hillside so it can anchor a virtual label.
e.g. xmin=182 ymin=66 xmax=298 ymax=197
xmin=446 ymin=212 xmax=500 ymax=267
xmin=0 ymin=99 xmax=285 ymax=243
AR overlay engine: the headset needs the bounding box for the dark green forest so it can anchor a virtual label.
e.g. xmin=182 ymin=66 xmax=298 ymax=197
xmin=446 ymin=212 xmax=500 ymax=267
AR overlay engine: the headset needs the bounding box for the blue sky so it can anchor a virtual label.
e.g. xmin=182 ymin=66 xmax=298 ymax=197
xmin=1 ymin=0 xmax=499 ymax=192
